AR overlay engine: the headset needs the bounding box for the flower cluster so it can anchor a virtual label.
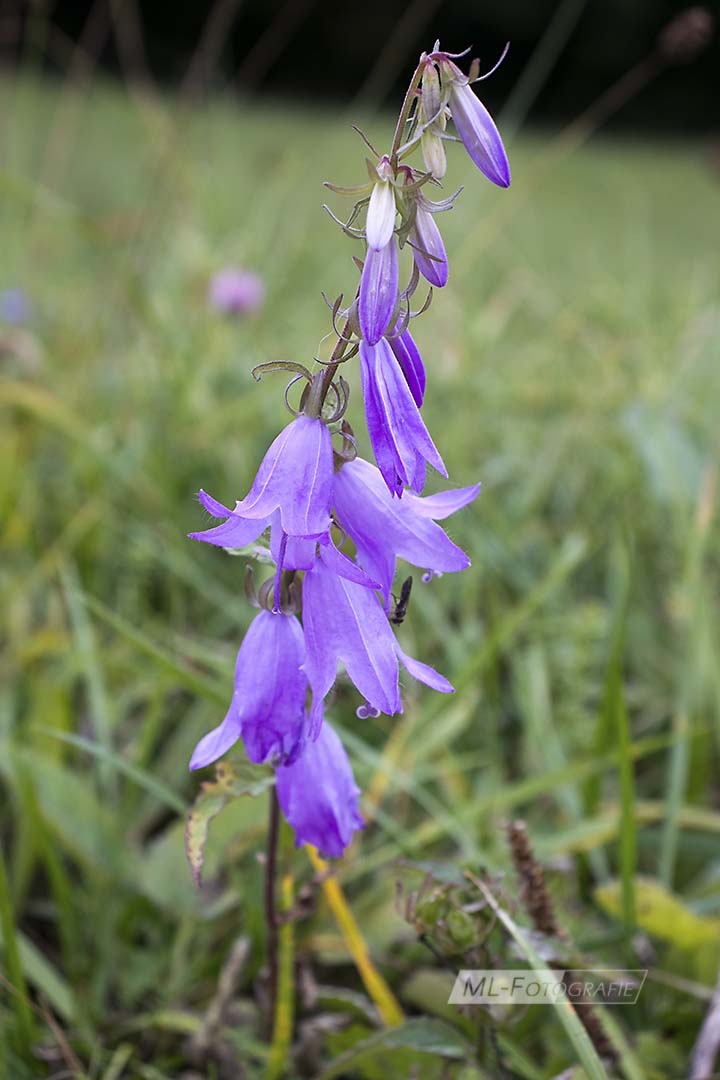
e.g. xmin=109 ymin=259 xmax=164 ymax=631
xmin=189 ymin=44 xmax=509 ymax=858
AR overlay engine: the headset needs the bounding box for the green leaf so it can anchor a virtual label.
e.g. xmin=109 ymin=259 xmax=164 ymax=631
xmin=595 ymin=877 xmax=720 ymax=951
xmin=315 ymin=1018 xmax=471 ymax=1080
xmin=185 ymin=760 xmax=274 ymax=885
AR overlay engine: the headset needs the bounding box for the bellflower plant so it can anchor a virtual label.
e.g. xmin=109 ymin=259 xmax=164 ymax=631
xmin=188 ymin=42 xmax=509 ymax=870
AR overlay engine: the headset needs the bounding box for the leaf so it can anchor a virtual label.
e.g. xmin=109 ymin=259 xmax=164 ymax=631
xmin=315 ymin=1018 xmax=471 ymax=1080
xmin=185 ymin=760 xmax=274 ymax=885
xmin=595 ymin=877 xmax=720 ymax=950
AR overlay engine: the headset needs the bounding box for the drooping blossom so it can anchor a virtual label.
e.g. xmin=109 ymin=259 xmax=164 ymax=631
xmin=189 ymin=415 xmax=333 ymax=548
xmin=359 ymin=338 xmax=446 ymax=496
xmin=358 ymin=239 xmax=398 ymax=345
xmin=189 ymin=609 xmax=309 ymax=770
xmin=387 ymin=324 xmax=426 ymax=408
xmin=208 ymin=268 xmax=265 ymax=315
xmin=439 ymin=59 xmax=510 ymax=188
xmin=302 ymin=551 xmax=453 ymax=724
xmin=333 ymin=455 xmax=480 ymax=604
xmin=410 ymin=206 xmax=448 ymax=288
xmin=275 ymin=722 xmax=364 ymax=857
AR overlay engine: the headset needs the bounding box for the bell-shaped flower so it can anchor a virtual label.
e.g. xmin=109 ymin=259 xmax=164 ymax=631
xmin=189 ymin=609 xmax=309 ymax=770
xmin=441 ymin=60 xmax=510 ymax=188
xmin=333 ymin=455 xmax=480 ymax=605
xmin=387 ymin=324 xmax=425 ymax=408
xmin=410 ymin=206 xmax=448 ymax=288
xmin=276 ymin=722 xmax=364 ymax=858
xmin=189 ymin=415 xmax=333 ymax=547
xmin=359 ymin=338 xmax=446 ymax=496
xmin=302 ymin=550 xmax=453 ymax=724
xmin=358 ymin=238 xmax=398 ymax=346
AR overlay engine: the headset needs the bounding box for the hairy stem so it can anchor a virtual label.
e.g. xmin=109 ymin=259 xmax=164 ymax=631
xmin=390 ymin=56 xmax=425 ymax=162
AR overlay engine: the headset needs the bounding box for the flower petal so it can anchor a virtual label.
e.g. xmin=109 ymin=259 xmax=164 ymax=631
xmin=360 ymin=338 xmax=446 ymax=495
xmin=319 ymin=537 xmax=382 ymax=589
xmin=276 ymin=723 xmax=364 ymax=858
xmin=333 ymin=457 xmax=473 ymax=604
xmin=303 ymin=557 xmax=401 ymax=716
xmin=387 ymin=325 xmax=426 ymax=408
xmin=366 ymin=180 xmax=396 ymax=250
xmin=403 ymin=482 xmax=481 ymax=521
xmin=411 ymin=207 xmax=448 ymax=288
xmin=189 ymin=512 xmax=268 ymax=549
xmin=189 ymin=610 xmax=307 ymax=770
xmin=358 ymin=239 xmax=398 ymax=346
xmin=448 ymin=79 xmax=510 ymax=188
xmin=396 ymin=644 xmax=454 ymax=694
xmin=234 ymin=416 xmax=333 ymax=537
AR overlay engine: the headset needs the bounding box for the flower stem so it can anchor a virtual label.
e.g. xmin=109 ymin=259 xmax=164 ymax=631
xmin=264 ymin=787 xmax=280 ymax=1032
xmin=266 ymin=822 xmax=295 ymax=1080
xmin=390 ymin=57 xmax=425 ymax=163
xmin=305 ymin=845 xmax=404 ymax=1026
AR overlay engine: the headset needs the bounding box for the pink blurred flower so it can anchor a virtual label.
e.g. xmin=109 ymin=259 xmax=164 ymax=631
xmin=208 ymin=268 xmax=265 ymax=315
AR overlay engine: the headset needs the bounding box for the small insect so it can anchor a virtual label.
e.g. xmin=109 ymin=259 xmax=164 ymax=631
xmin=390 ymin=576 xmax=413 ymax=625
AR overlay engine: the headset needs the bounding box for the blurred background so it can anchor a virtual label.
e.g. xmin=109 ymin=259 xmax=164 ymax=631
xmin=1 ymin=2 xmax=720 ymax=1078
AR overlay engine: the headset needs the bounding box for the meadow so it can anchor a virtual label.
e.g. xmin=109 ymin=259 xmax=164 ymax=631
xmin=1 ymin=73 xmax=720 ymax=1078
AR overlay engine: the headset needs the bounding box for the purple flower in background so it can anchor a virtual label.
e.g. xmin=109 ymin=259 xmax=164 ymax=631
xmin=333 ymin=455 xmax=480 ymax=605
xmin=189 ymin=609 xmax=308 ymax=770
xmin=387 ymin=324 xmax=426 ymax=407
xmin=0 ymin=288 xmax=30 ymax=325
xmin=208 ymin=268 xmax=265 ymax=315
xmin=189 ymin=415 xmax=333 ymax=547
xmin=440 ymin=60 xmax=510 ymax=188
xmin=276 ymin=722 xmax=364 ymax=857
xmin=359 ymin=338 xmax=446 ymax=496
xmin=302 ymin=552 xmax=453 ymax=723
xmin=410 ymin=207 xmax=448 ymax=288
xmin=358 ymin=238 xmax=398 ymax=345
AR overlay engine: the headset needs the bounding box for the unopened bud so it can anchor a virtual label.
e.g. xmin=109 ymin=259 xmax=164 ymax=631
xmin=421 ymin=127 xmax=447 ymax=179
xmin=421 ymin=61 xmax=442 ymax=122
xmin=366 ymin=156 xmax=396 ymax=250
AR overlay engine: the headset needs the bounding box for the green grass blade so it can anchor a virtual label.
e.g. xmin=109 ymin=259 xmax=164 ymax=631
xmin=0 ymin=844 xmax=34 ymax=1055
xmin=467 ymin=874 xmax=610 ymax=1080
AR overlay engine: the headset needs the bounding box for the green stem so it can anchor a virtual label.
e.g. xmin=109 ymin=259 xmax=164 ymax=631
xmin=390 ymin=57 xmax=425 ymax=163
xmin=266 ymin=821 xmax=295 ymax=1080
xmin=0 ymin=842 xmax=34 ymax=1056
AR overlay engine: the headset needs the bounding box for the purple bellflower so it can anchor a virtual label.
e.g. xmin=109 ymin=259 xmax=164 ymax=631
xmin=0 ymin=288 xmax=31 ymax=325
xmin=359 ymin=338 xmax=446 ymax=496
xmin=302 ymin=551 xmax=453 ymax=724
xmin=333 ymin=455 xmax=480 ymax=605
xmin=358 ymin=238 xmax=398 ymax=345
xmin=276 ymin=722 xmax=364 ymax=857
xmin=440 ymin=59 xmax=510 ymax=189
xmin=387 ymin=324 xmax=426 ymax=407
xmin=411 ymin=206 xmax=448 ymax=288
xmin=189 ymin=415 xmax=333 ymax=550
xmin=189 ymin=608 xmax=309 ymax=770
xmin=208 ymin=268 xmax=265 ymax=315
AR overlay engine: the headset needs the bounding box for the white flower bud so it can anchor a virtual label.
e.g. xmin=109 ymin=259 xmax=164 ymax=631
xmin=366 ymin=168 xmax=396 ymax=251
xmin=421 ymin=128 xmax=446 ymax=180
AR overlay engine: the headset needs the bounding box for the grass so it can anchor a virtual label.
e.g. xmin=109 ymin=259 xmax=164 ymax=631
xmin=1 ymin=71 xmax=719 ymax=1078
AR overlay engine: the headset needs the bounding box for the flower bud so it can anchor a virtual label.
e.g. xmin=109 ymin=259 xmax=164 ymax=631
xmin=366 ymin=171 xmax=396 ymax=250
xmin=421 ymin=127 xmax=447 ymax=180
xmin=421 ymin=61 xmax=442 ymax=123
xmin=441 ymin=59 xmax=510 ymax=188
